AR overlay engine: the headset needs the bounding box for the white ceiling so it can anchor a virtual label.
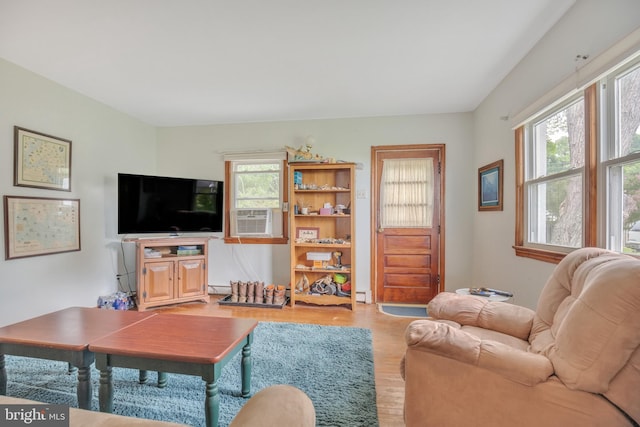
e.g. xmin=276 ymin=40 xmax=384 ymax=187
xmin=0 ymin=0 xmax=574 ymax=127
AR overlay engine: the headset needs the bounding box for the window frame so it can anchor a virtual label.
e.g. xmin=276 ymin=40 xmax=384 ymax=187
xmin=224 ymin=159 xmax=289 ymax=244
xmin=602 ymin=58 xmax=640 ymax=253
xmin=515 ymin=84 xmax=598 ymax=263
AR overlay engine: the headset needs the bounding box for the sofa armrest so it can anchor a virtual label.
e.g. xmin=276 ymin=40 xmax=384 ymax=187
xmin=427 ymin=292 xmax=535 ymax=340
xmin=405 ymin=320 xmax=553 ymax=386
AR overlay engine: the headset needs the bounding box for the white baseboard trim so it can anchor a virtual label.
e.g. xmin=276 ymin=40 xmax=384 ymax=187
xmin=208 ymin=284 xmax=231 ymax=295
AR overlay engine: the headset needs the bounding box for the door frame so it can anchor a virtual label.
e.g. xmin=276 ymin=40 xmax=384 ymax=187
xmin=370 ymin=144 xmax=446 ymax=303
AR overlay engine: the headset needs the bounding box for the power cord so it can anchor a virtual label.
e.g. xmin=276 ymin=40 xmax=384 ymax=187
xmin=118 ymin=239 xmax=134 ymax=295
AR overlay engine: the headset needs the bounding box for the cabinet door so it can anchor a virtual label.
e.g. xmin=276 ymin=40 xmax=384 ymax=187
xmin=177 ymin=259 xmax=206 ymax=298
xmin=142 ymin=261 xmax=175 ymax=302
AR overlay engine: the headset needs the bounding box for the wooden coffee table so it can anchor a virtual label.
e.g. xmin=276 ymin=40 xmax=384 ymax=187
xmin=88 ymin=314 xmax=258 ymax=427
xmin=0 ymin=307 xmax=156 ymax=409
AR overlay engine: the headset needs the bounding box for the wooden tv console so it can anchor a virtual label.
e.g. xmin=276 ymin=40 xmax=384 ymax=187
xmin=127 ymin=237 xmax=211 ymax=311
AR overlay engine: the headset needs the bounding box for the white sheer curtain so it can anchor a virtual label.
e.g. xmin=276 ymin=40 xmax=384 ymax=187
xmin=380 ymin=158 xmax=434 ymax=228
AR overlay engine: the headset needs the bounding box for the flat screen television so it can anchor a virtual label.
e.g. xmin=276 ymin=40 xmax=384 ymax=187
xmin=118 ymin=173 xmax=224 ymax=234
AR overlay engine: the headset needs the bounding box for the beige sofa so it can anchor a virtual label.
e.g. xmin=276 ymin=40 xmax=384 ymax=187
xmin=402 ymin=247 xmax=640 ymax=427
xmin=1 ymin=384 xmax=315 ymax=426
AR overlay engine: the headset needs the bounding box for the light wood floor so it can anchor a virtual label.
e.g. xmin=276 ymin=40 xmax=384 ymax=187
xmin=156 ymin=296 xmax=415 ymax=427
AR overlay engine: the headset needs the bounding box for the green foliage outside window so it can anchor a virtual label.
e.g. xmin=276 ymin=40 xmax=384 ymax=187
xmin=623 ymin=144 xmax=640 ymax=229
xmin=235 ymin=162 xmax=281 ymax=209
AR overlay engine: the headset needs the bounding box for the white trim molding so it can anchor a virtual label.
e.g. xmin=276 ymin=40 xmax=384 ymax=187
xmin=511 ymin=26 xmax=640 ymax=128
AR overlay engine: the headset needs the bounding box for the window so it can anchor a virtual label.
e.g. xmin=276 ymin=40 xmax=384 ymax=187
xmin=223 ymin=155 xmax=288 ymax=244
xmin=525 ymin=96 xmax=585 ymax=251
xmin=233 ymin=161 xmax=281 ymax=209
xmin=379 ymin=158 xmax=434 ymax=228
xmin=604 ymin=61 xmax=640 ymax=253
xmin=515 ymin=53 xmax=640 ymax=262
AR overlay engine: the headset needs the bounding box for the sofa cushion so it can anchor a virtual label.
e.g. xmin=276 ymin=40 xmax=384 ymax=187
xmin=547 ymin=255 xmax=640 ymax=392
xmin=529 ymin=247 xmax=612 ymax=352
xmin=460 ymin=325 xmax=530 ymax=351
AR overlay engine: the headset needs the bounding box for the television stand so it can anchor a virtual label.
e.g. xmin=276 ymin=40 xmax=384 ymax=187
xmin=126 ymin=237 xmax=211 ymax=311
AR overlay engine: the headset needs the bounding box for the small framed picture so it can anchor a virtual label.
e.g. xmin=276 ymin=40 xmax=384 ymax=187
xmin=14 ymin=126 xmax=72 ymax=191
xmin=296 ymin=227 xmax=320 ymax=239
xmin=478 ymin=159 xmax=503 ymax=211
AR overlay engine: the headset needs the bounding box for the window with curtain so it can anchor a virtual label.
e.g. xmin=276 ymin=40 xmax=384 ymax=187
xmin=379 ymin=158 xmax=434 ymax=228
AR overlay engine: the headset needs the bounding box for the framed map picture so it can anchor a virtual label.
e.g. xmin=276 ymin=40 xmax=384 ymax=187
xmin=4 ymin=196 xmax=81 ymax=260
xmin=14 ymin=126 xmax=72 ymax=191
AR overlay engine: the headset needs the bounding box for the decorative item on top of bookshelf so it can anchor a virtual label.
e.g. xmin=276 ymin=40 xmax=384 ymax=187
xmin=285 ymin=136 xmax=336 ymax=163
xmin=3 ymin=195 xmax=80 ymax=260
xmin=14 ymin=126 xmax=72 ymax=191
xmin=478 ymin=159 xmax=503 ymax=211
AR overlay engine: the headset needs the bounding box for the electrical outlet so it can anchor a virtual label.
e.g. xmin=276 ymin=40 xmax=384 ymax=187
xmin=356 ymin=189 xmax=367 ymax=199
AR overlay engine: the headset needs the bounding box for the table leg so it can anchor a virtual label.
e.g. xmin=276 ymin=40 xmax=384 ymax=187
xmin=157 ymin=371 xmax=167 ymax=388
xmin=139 ymin=370 xmax=148 ymax=384
xmin=76 ymin=365 xmax=92 ymax=410
xmin=204 ymin=380 xmax=219 ymax=427
xmin=99 ymin=366 xmax=113 ymax=413
xmin=241 ymin=335 xmax=252 ymax=397
xmin=0 ymin=354 xmax=6 ymax=395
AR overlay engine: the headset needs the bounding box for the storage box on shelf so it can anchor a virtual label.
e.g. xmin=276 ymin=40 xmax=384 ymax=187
xmin=126 ymin=237 xmax=211 ymax=311
xmin=289 ymin=162 xmax=356 ymax=310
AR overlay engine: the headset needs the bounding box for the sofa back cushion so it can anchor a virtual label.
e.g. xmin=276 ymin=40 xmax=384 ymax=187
xmin=530 ymin=248 xmax=640 ymax=394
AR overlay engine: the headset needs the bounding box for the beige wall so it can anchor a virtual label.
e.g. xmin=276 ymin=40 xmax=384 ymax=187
xmin=0 ymin=58 xmax=157 ymax=326
xmin=472 ymin=0 xmax=640 ymax=308
xmin=156 ymin=114 xmax=475 ymax=300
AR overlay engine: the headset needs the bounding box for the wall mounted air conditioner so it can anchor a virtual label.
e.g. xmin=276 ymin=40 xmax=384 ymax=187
xmin=231 ymin=208 xmax=273 ymax=236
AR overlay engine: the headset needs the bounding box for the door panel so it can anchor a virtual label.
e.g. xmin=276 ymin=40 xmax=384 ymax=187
xmin=178 ymin=259 xmax=205 ymax=297
xmin=385 ymin=254 xmax=429 ymax=269
xmin=144 ymin=261 xmax=174 ymax=302
xmin=372 ymin=145 xmax=444 ymax=304
xmin=384 ymin=235 xmax=430 ymax=250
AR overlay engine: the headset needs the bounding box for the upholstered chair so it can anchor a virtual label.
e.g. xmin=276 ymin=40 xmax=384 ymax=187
xmin=402 ymin=247 xmax=640 ymax=427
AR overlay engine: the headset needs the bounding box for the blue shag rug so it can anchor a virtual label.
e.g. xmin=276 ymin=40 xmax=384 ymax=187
xmin=3 ymin=322 xmax=377 ymax=427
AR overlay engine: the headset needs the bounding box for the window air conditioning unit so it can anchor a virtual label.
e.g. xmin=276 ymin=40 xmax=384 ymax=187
xmin=232 ymin=208 xmax=273 ymax=236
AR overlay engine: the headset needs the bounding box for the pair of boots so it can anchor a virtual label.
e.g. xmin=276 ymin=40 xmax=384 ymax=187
xmin=264 ymin=284 xmax=286 ymax=305
xmin=230 ymin=281 xmax=265 ymax=304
